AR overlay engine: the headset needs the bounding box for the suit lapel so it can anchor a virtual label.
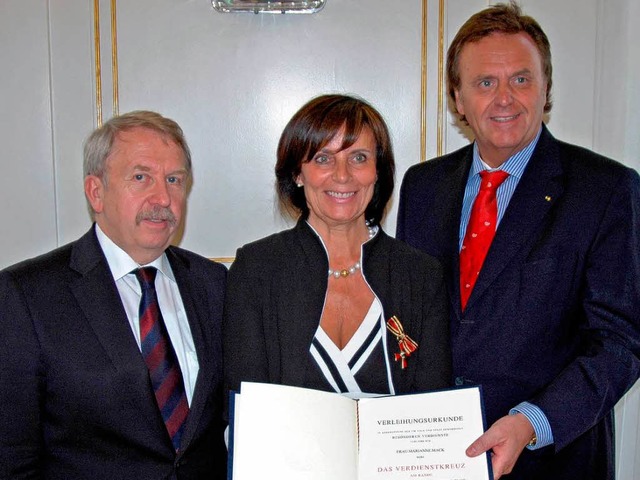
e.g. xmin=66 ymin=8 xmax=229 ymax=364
xmin=166 ymin=248 xmax=216 ymax=452
xmin=465 ymin=127 xmax=565 ymax=310
xmin=437 ymin=150 xmax=473 ymax=320
xmin=69 ymin=228 xmax=165 ymax=434
xmin=279 ymin=222 xmax=329 ymax=387
xmin=70 ymin=228 xmax=148 ymax=371
xmin=367 ymin=234 xmax=422 ymax=394
xmin=362 ymin=236 xmax=404 ymax=390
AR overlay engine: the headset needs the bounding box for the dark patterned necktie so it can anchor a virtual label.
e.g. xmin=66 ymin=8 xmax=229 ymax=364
xmin=459 ymin=170 xmax=509 ymax=310
xmin=135 ymin=267 xmax=189 ymax=451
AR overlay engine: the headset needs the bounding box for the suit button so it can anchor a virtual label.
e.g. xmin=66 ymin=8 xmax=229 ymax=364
xmin=455 ymin=376 xmax=464 ymax=386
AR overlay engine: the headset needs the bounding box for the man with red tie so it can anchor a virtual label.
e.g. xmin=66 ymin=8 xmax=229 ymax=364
xmin=397 ymin=3 xmax=640 ymax=479
xmin=0 ymin=111 xmax=227 ymax=479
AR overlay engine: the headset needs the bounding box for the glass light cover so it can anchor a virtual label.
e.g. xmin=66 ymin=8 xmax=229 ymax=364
xmin=212 ymin=0 xmax=326 ymax=14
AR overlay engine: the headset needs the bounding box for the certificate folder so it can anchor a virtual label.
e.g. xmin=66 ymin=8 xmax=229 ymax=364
xmin=229 ymin=382 xmax=492 ymax=480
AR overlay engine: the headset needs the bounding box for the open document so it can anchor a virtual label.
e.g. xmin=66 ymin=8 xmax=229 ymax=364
xmin=229 ymin=382 xmax=492 ymax=480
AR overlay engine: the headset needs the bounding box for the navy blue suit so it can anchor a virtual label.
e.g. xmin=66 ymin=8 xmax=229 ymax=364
xmin=0 ymin=226 xmax=227 ymax=479
xmin=397 ymin=125 xmax=640 ymax=479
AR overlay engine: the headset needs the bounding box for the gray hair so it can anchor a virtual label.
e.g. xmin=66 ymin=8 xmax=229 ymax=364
xmin=83 ymin=110 xmax=192 ymax=180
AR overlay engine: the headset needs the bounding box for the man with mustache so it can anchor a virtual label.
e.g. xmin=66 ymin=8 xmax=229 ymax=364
xmin=0 ymin=111 xmax=227 ymax=479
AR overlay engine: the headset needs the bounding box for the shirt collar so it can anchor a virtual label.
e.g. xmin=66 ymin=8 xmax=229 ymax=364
xmin=94 ymin=223 xmax=175 ymax=282
xmin=471 ymin=126 xmax=543 ymax=178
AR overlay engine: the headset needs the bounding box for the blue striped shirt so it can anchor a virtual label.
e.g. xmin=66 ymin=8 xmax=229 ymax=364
xmin=459 ymin=128 xmax=541 ymax=251
xmin=460 ymin=127 xmax=554 ymax=450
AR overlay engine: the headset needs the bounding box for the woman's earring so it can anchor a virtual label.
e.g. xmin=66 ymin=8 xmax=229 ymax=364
xmin=297 ymin=183 xmax=303 ymax=188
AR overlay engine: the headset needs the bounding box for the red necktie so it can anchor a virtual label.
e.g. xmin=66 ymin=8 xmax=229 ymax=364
xmin=459 ymin=170 xmax=509 ymax=310
xmin=135 ymin=267 xmax=189 ymax=451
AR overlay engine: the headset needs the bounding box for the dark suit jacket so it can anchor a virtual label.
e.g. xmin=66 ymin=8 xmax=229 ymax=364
xmin=0 ymin=226 xmax=227 ymax=480
xmin=397 ymin=125 xmax=640 ymax=479
xmin=223 ymin=220 xmax=452 ymax=404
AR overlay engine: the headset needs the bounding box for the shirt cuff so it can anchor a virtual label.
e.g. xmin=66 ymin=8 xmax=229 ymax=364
xmin=509 ymin=402 xmax=554 ymax=450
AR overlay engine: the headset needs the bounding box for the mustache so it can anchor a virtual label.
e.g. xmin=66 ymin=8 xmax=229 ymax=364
xmin=136 ymin=206 xmax=178 ymax=227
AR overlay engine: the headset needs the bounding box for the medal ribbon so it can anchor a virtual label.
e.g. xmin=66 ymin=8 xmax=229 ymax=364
xmin=386 ymin=315 xmax=418 ymax=369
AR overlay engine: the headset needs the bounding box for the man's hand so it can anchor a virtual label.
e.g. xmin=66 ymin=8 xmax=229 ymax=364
xmin=465 ymin=412 xmax=534 ymax=479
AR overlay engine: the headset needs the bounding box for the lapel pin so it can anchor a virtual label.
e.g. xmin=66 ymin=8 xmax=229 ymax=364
xmin=545 ymin=196 xmax=552 ymax=202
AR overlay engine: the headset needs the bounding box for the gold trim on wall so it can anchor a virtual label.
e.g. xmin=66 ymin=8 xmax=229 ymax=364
xmin=93 ymin=0 xmax=119 ymax=125
xmin=420 ymin=0 xmax=428 ymax=163
xmin=111 ymin=0 xmax=119 ymax=117
xmin=93 ymin=0 xmax=103 ymax=127
xmin=420 ymin=0 xmax=446 ymax=161
xmin=211 ymin=257 xmax=235 ymax=264
xmin=437 ymin=0 xmax=445 ymax=157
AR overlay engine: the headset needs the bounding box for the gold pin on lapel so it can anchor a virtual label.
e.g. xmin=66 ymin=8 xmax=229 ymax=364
xmin=545 ymin=195 xmax=552 ymax=202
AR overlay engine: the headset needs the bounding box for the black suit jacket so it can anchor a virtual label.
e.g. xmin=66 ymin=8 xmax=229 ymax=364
xmin=223 ymin=220 xmax=452 ymax=403
xmin=0 ymin=226 xmax=227 ymax=479
xmin=397 ymin=125 xmax=640 ymax=479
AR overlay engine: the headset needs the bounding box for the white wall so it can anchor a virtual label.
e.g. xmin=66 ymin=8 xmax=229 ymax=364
xmin=3 ymin=0 xmax=638 ymax=260
xmin=593 ymin=3 xmax=640 ymax=477
xmin=1 ymin=1 xmax=57 ymax=261
xmin=1 ymin=0 xmax=639 ymax=476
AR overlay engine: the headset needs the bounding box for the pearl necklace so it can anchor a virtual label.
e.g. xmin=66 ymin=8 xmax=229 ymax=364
xmin=327 ymin=224 xmax=378 ymax=279
xmin=328 ymin=261 xmax=361 ymax=279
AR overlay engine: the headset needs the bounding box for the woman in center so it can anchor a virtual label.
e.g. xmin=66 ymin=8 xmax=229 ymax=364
xmin=224 ymin=94 xmax=451 ymax=397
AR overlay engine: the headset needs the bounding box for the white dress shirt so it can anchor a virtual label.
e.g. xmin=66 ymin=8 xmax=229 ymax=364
xmin=95 ymin=224 xmax=199 ymax=405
